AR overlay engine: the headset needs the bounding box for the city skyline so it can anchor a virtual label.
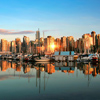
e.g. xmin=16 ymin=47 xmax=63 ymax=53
xmin=0 ymin=29 xmax=98 ymax=42
xmin=1 ymin=1 xmax=100 ymax=100
xmin=0 ymin=30 xmax=99 ymax=54
xmin=0 ymin=0 xmax=100 ymax=41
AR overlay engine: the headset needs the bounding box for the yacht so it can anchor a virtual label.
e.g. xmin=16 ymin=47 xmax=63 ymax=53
xmin=34 ymin=56 xmax=50 ymax=62
xmin=91 ymin=54 xmax=98 ymax=63
xmin=77 ymin=54 xmax=94 ymax=62
xmin=74 ymin=53 xmax=78 ymax=60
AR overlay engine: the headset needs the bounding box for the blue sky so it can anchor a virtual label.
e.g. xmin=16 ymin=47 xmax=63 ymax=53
xmin=0 ymin=0 xmax=100 ymax=41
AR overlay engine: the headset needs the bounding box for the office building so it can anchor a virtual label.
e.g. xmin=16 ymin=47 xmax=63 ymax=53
xmin=11 ymin=41 xmax=16 ymax=53
xmin=1 ymin=39 xmax=8 ymax=52
xmin=36 ymin=29 xmax=40 ymax=40
xmin=15 ymin=38 xmax=21 ymax=53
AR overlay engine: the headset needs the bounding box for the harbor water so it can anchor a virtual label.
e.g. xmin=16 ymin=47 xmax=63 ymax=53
xmin=0 ymin=60 xmax=100 ymax=100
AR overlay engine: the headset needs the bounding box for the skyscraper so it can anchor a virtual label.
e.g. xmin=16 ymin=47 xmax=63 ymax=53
xmin=11 ymin=41 xmax=16 ymax=53
xmin=1 ymin=39 xmax=8 ymax=52
xmin=15 ymin=38 xmax=21 ymax=53
xmin=23 ymin=36 xmax=30 ymax=53
xmin=7 ymin=42 xmax=11 ymax=51
xmin=61 ymin=36 xmax=66 ymax=51
xmin=91 ymin=31 xmax=96 ymax=46
xmin=36 ymin=29 xmax=40 ymax=40
xmin=55 ymin=38 xmax=61 ymax=51
xmin=44 ymin=36 xmax=55 ymax=53
xmin=66 ymin=36 xmax=74 ymax=51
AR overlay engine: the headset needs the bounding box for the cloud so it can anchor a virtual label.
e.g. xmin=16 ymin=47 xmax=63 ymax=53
xmin=0 ymin=29 xmax=35 ymax=35
xmin=42 ymin=30 xmax=58 ymax=32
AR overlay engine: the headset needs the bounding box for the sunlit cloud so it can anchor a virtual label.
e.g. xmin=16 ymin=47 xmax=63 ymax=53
xmin=43 ymin=30 xmax=58 ymax=32
xmin=0 ymin=29 xmax=35 ymax=35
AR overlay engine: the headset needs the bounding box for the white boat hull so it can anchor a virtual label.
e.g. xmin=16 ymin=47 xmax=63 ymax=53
xmin=34 ymin=57 xmax=50 ymax=62
xmin=35 ymin=59 xmax=50 ymax=62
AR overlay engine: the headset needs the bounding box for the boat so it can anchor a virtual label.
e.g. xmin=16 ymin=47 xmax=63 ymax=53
xmin=91 ymin=55 xmax=98 ymax=63
xmin=34 ymin=56 xmax=50 ymax=62
xmin=1 ymin=55 xmax=5 ymax=59
xmin=16 ymin=55 xmax=23 ymax=61
xmin=77 ymin=54 xmax=94 ymax=62
xmin=8 ymin=55 xmax=12 ymax=59
xmin=74 ymin=54 xmax=78 ymax=60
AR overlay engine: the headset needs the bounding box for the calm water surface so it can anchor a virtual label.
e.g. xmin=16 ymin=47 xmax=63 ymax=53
xmin=0 ymin=60 xmax=100 ymax=100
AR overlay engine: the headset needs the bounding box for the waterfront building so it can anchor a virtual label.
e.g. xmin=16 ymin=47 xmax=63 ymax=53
xmin=74 ymin=40 xmax=78 ymax=52
xmin=30 ymin=41 xmax=35 ymax=54
xmin=55 ymin=38 xmax=61 ymax=51
xmin=36 ymin=29 xmax=40 ymax=41
xmin=82 ymin=34 xmax=93 ymax=53
xmin=15 ymin=38 xmax=21 ymax=53
xmin=0 ymin=43 xmax=1 ymax=51
xmin=91 ymin=31 xmax=96 ymax=46
xmin=66 ymin=36 xmax=74 ymax=51
xmin=91 ymin=31 xmax=96 ymax=53
xmin=77 ymin=38 xmax=84 ymax=53
xmin=44 ymin=36 xmax=55 ymax=54
xmin=1 ymin=39 xmax=8 ymax=52
xmin=23 ymin=36 xmax=30 ymax=53
xmin=11 ymin=41 xmax=16 ymax=53
xmin=7 ymin=42 xmax=11 ymax=51
xmin=39 ymin=37 xmax=44 ymax=54
xmin=61 ymin=36 xmax=66 ymax=51
xmin=95 ymin=34 xmax=100 ymax=53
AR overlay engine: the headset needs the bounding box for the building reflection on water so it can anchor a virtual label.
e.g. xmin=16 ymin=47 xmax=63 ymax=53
xmin=0 ymin=60 xmax=100 ymax=77
xmin=0 ymin=60 xmax=100 ymax=92
xmin=77 ymin=62 xmax=99 ymax=77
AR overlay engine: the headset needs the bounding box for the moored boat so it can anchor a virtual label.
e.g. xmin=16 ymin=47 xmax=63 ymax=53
xmin=91 ymin=55 xmax=98 ymax=63
xmin=34 ymin=56 xmax=50 ymax=62
xmin=74 ymin=54 xmax=78 ymax=60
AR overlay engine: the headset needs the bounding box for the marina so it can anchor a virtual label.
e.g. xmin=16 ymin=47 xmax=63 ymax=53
xmin=0 ymin=0 xmax=100 ymax=99
xmin=0 ymin=52 xmax=99 ymax=64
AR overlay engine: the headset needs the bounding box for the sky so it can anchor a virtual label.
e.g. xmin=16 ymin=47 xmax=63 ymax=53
xmin=0 ymin=0 xmax=100 ymax=41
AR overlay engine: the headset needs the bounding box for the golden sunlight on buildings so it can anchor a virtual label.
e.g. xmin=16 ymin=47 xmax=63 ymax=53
xmin=51 ymin=44 xmax=55 ymax=49
xmin=1 ymin=39 xmax=8 ymax=51
xmin=44 ymin=36 xmax=55 ymax=54
xmin=82 ymin=34 xmax=93 ymax=53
